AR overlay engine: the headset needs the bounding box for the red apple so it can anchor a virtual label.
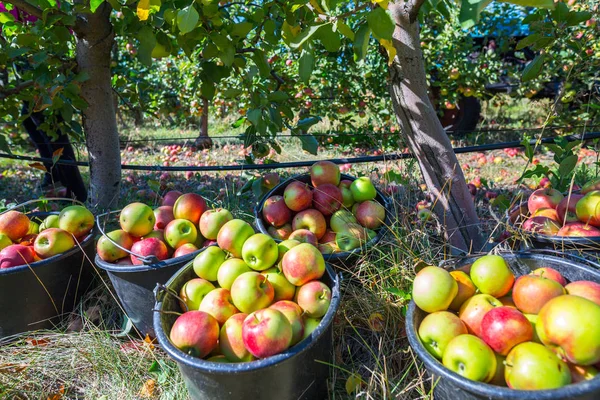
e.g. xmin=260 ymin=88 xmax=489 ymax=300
xmin=199 ymin=288 xmax=239 ymax=325
xmin=153 ymin=206 xmax=175 ymax=230
xmin=199 ymin=208 xmax=233 ymax=240
xmin=527 ymin=188 xmax=564 ymax=215
xmin=33 ymin=228 xmax=75 ymax=259
xmin=179 ymin=278 xmax=215 ymax=311
xmin=267 ymin=224 xmax=292 ymax=240
xmin=170 ymin=311 xmax=219 ymax=358
xmin=295 ymin=280 xmax=331 ymax=318
xmin=0 ymin=244 xmax=36 ymax=269
xmin=522 ymin=216 xmax=560 ymax=235
xmin=557 ymin=222 xmax=600 ymax=237
xmin=242 ymin=308 xmax=292 ymax=358
xmin=220 ymin=313 xmax=254 ymax=362
xmin=162 ymin=190 xmax=183 ymax=207
xmin=512 ymin=274 xmax=566 ymax=314
xmin=270 ymin=300 xmax=304 ymax=346
xmin=292 ymin=209 xmax=326 ymax=239
xmin=557 ymin=194 xmax=584 ymax=224
xmin=531 ymin=267 xmax=567 ymax=286
xmin=130 ymin=237 xmax=169 ymax=265
xmin=312 ymin=184 xmax=343 ymax=216
xmin=565 ymin=280 xmax=600 ymax=306
xmin=262 ymin=196 xmax=292 ymax=228
xmin=320 ymin=230 xmax=337 ymax=244
xmin=0 ymin=211 xmax=30 ymax=241
xmin=281 ymin=243 xmax=326 ymax=286
xmin=120 ymin=202 xmax=156 ymax=237
xmin=216 ymin=219 xmax=255 ymax=258
xmin=230 ymin=271 xmax=274 ymax=313
xmin=310 ymin=161 xmax=340 ymax=187
xmin=173 ymin=193 xmax=208 ymax=225
xmin=355 ymin=200 xmax=386 ymax=230
xmin=262 ymin=173 xmax=280 ymax=189
xmin=288 ymin=229 xmax=318 ymax=247
xmin=173 ymin=243 xmax=198 ymax=258
xmin=458 ymin=294 xmax=502 ymax=337
xmin=283 ymin=181 xmax=313 ymax=212
xmin=480 ymin=306 xmax=533 ymax=355
xmin=96 ymin=229 xmax=134 ymax=262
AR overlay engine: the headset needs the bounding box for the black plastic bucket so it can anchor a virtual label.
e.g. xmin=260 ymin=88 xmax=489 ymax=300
xmin=406 ymin=250 xmax=600 ymax=400
xmin=153 ymin=255 xmax=341 ymax=400
xmin=254 ymin=173 xmax=393 ymax=265
xmin=0 ymin=212 xmax=95 ymax=339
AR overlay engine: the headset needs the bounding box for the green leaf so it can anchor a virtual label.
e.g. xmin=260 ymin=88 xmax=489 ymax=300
xmin=231 ymin=21 xmax=254 ymax=37
xmin=459 ymin=0 xmax=492 ymax=29
xmin=136 ymin=26 xmax=157 ymax=67
xmin=550 ymin=1 xmax=568 ymax=22
xmin=296 ymin=116 xmax=321 ymax=130
xmin=334 ymin=20 xmax=354 ymax=40
xmin=317 ymin=24 xmax=341 ymax=52
xmin=558 ymin=154 xmax=578 ymax=178
xmin=251 ymin=50 xmax=270 ymax=78
xmin=267 ymin=91 xmax=289 ymax=102
xmin=353 ymin=24 xmax=370 ymax=61
xmin=219 ymin=45 xmax=235 ymax=67
xmin=521 ymin=54 xmax=545 ymax=82
xmin=223 ymin=88 xmax=242 ymax=98
xmin=298 ymin=49 xmax=314 ymax=83
xmin=298 ymin=134 xmax=318 ymax=155
xmin=366 ymin=7 xmax=394 ymax=40
xmin=90 ymin=0 xmax=104 ymax=13
xmin=0 ymin=134 xmax=11 ymax=154
xmin=289 ymin=24 xmax=324 ymax=50
xmin=200 ymin=81 xmax=215 ymax=99
xmin=0 ymin=12 xmax=15 ymax=23
xmin=516 ymin=34 xmax=554 ymax=51
xmin=177 ymin=6 xmax=199 ymax=35
xmin=247 ymin=109 xmax=262 ymax=126
xmin=566 ymin=11 xmax=592 ymax=26
xmin=500 ymin=0 xmax=554 ymax=8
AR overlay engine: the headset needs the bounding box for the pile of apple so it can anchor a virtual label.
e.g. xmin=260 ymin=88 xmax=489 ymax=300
xmin=413 ymin=254 xmax=600 ymax=390
xmin=168 ymin=219 xmax=332 ymax=362
xmin=97 ymin=191 xmax=234 ymax=265
xmin=0 ymin=205 xmax=94 ymax=269
xmin=261 ymin=161 xmax=386 ymax=254
xmin=519 ymin=178 xmax=600 ymax=237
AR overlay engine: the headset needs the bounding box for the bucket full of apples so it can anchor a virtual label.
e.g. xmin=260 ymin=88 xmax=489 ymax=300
xmin=153 ymin=216 xmax=341 ymax=400
xmin=254 ymin=161 xmax=392 ymax=265
xmin=0 ymin=198 xmax=96 ymax=338
xmin=95 ymin=191 xmax=227 ymax=337
xmin=508 ymin=179 xmax=600 ymax=253
xmin=406 ymin=251 xmax=600 ymax=400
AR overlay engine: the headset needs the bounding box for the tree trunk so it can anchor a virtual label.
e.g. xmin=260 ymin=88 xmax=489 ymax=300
xmin=388 ymin=3 xmax=484 ymax=253
xmin=75 ymin=3 xmax=121 ymax=209
xmin=195 ymin=97 xmax=213 ymax=149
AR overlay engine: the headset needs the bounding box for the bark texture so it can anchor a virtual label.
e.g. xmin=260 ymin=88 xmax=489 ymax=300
xmin=388 ymin=2 xmax=485 ymax=253
xmin=75 ymin=3 xmax=121 ymax=209
xmin=195 ymin=97 xmax=213 ymax=149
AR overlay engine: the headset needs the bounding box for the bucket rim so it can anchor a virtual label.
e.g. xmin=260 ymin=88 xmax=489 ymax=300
xmin=406 ymin=251 xmax=600 ymax=398
xmin=153 ymin=261 xmax=342 ymax=373
xmin=95 ymin=249 xmax=202 ymax=273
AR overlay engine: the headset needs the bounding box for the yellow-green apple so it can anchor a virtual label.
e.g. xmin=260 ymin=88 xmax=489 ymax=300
xmin=39 ymin=214 xmax=59 ymax=231
xmin=335 ymin=231 xmax=360 ymax=251
xmin=531 ymin=267 xmax=567 ymax=286
xmin=281 ymin=243 xmax=326 ymax=286
xmin=169 ymin=310 xmax=219 ymax=357
xmin=569 ymin=363 xmax=599 ymax=383
xmin=512 ymin=275 xmax=565 ymax=314
xmin=0 ymin=233 xmax=11 ymax=251
xmin=448 ymin=271 xmax=477 ymax=311
xmin=276 ymin=239 xmax=300 ymax=262
xmin=262 ymin=266 xmax=296 ymax=301
xmin=193 ymin=246 xmax=226 ymax=281
xmin=217 ymin=258 xmax=251 ymax=290
xmin=162 ymin=190 xmax=183 ymax=207
xmin=527 ymin=188 xmax=564 ymax=215
xmin=355 ymin=200 xmax=386 ymax=230
xmin=339 ymin=183 xmax=355 ymax=209
xmin=199 ymin=288 xmax=239 ymax=325
xmin=270 ymin=300 xmax=305 ymax=346
xmin=582 ymin=177 xmax=600 ymax=194
xmin=262 ymin=173 xmax=280 ymax=189
xmin=557 ymin=194 xmax=584 ymax=224
xmin=418 ymin=311 xmax=467 ymax=360
xmin=219 ymin=313 xmax=254 ymax=362
xmin=230 ymin=271 xmax=274 ymax=313
xmin=469 ymin=254 xmax=514 ymax=298
xmin=412 ymin=266 xmax=458 ymax=313
xmin=505 ymin=342 xmax=571 ymax=389
xmin=179 ymin=278 xmax=215 ymax=310
xmin=458 ymin=294 xmax=502 ymax=337
xmin=27 ymin=220 xmax=39 ymax=235
xmin=267 ymin=224 xmax=292 ymax=240
xmin=576 ymin=190 xmax=600 ymax=227
xmin=242 ymin=233 xmax=278 ymax=271
xmin=295 ymin=280 xmax=331 ymax=318
xmin=164 ymin=219 xmax=198 ymax=249
xmin=262 ymin=196 xmax=292 ymax=227
xmin=479 ymin=306 xmax=533 ymax=355
xmin=242 ymin=308 xmax=293 ymax=358
xmin=537 ymin=295 xmax=600 ymax=365
xmin=153 ymin=206 xmax=175 ymax=230
xmin=292 ymin=209 xmax=326 ymax=239
xmin=310 ymin=160 xmax=340 ymax=187
xmin=312 ymin=184 xmax=343 ymax=216
xmin=557 ymin=222 xmax=600 ymax=236
xmin=301 ymin=316 xmax=321 ymax=340
xmin=33 ymin=228 xmax=75 ymax=259
xmin=0 ymin=244 xmax=36 ymax=268
xmin=173 ymin=193 xmax=208 ymax=225
xmin=120 ymin=203 xmax=155 ymax=237
xmin=288 ymin=229 xmax=318 ymax=246
xmin=350 ymin=177 xmax=377 ymax=202
xmin=283 ymin=181 xmax=313 ymax=212
xmin=490 ymin=353 xmax=507 ymax=386
xmin=532 ymin=207 xmax=560 ymax=222
xmin=524 ymin=314 xmax=543 ymax=343
xmin=565 ymin=280 xmax=600 ymax=306
xmin=523 ymin=216 xmax=561 ymax=235
xmin=442 ymin=334 xmax=497 ymax=382
xmin=0 ymin=210 xmax=30 ymax=241
xmin=97 ymin=229 xmax=135 ymax=262
xmin=335 ymin=223 xmax=375 ymax=252
xmin=330 ymin=210 xmax=357 ymax=233
xmin=130 ymin=237 xmax=168 ymax=265
xmin=216 ymin=219 xmax=254 ymax=258
xmin=199 ymin=208 xmax=233 ymax=240
xmin=173 ymin=243 xmax=198 ymax=258
xmin=58 ymin=205 xmax=94 ymax=238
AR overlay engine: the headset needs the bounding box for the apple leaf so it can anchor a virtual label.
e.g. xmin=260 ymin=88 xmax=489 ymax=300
xmin=298 ymin=134 xmax=319 ymax=155
xmin=558 ymin=154 xmax=578 ymax=178
xmin=521 ymin=54 xmax=545 ymax=82
xmin=334 ymin=20 xmax=354 ymax=40
xmin=353 ymin=24 xmax=370 ymax=61
xmin=90 ymin=0 xmax=104 ymax=13
xmin=459 ymin=0 xmax=492 ymax=29
xmin=299 ymin=49 xmax=314 ymax=83
xmin=367 ymin=7 xmax=395 ymax=41
xmin=177 ymin=6 xmax=199 ymax=35
xmin=290 ymin=24 xmax=324 ymax=50
xmin=317 ymin=24 xmax=341 ymax=52
xmin=500 ymin=0 xmax=554 ymax=9
xmin=136 ymin=26 xmax=157 ymax=67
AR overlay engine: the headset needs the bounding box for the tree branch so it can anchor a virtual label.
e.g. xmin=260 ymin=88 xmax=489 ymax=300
xmin=0 ymin=80 xmax=34 ymax=100
xmin=4 ymin=0 xmax=43 ymax=18
xmin=409 ymin=0 xmax=426 ymax=23
xmin=270 ymin=70 xmax=285 ymax=91
xmin=218 ymin=2 xmax=260 ymax=10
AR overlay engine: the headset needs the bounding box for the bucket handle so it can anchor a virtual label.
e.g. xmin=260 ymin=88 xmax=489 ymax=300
xmin=95 ymin=210 xmax=161 ymax=265
xmin=0 ymin=197 xmax=86 ymax=215
xmin=153 ymin=283 xmax=188 ymax=314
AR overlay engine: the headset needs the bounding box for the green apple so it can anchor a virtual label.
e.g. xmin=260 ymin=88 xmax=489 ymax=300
xmin=230 ymin=271 xmax=274 ymax=313
xmin=242 ymin=233 xmax=278 ymax=271
xmin=262 ymin=266 xmax=296 ymax=301
xmin=270 ymin=300 xmax=305 ymax=346
xmin=418 ymin=311 xmax=468 ymax=360
xmin=442 ymin=334 xmax=497 ymax=382
xmin=193 ymin=246 xmax=226 ymax=281
xmin=524 ymin=314 xmax=542 ymax=343
xmin=339 ymin=184 xmax=355 ymax=209
xmin=412 ymin=266 xmax=458 ymax=313
xmin=179 ymin=278 xmax=215 ymax=311
xmin=119 ymin=202 xmax=156 ymax=237
xmin=301 ymin=317 xmax=321 ymax=341
xmin=350 ymin=177 xmax=377 ymax=202
xmin=329 ymin=210 xmax=357 ymax=233
xmin=505 ymin=342 xmax=571 ymax=389
xmin=39 ymin=214 xmax=59 ymax=231
xmin=276 ymin=239 xmax=301 ymax=262
xmin=164 ymin=219 xmax=198 ymax=249
xmin=470 ymin=254 xmax=514 ymax=298
xmin=217 ymin=258 xmax=252 ymax=290
xmin=199 ymin=208 xmax=233 ymax=240
xmin=58 ymin=205 xmax=95 ymax=238
xmin=96 ymin=229 xmax=135 ymax=262
xmin=216 ymin=219 xmax=255 ymax=258
xmin=27 ymin=220 xmax=39 ymax=235
xmin=0 ymin=233 xmax=12 ymax=251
